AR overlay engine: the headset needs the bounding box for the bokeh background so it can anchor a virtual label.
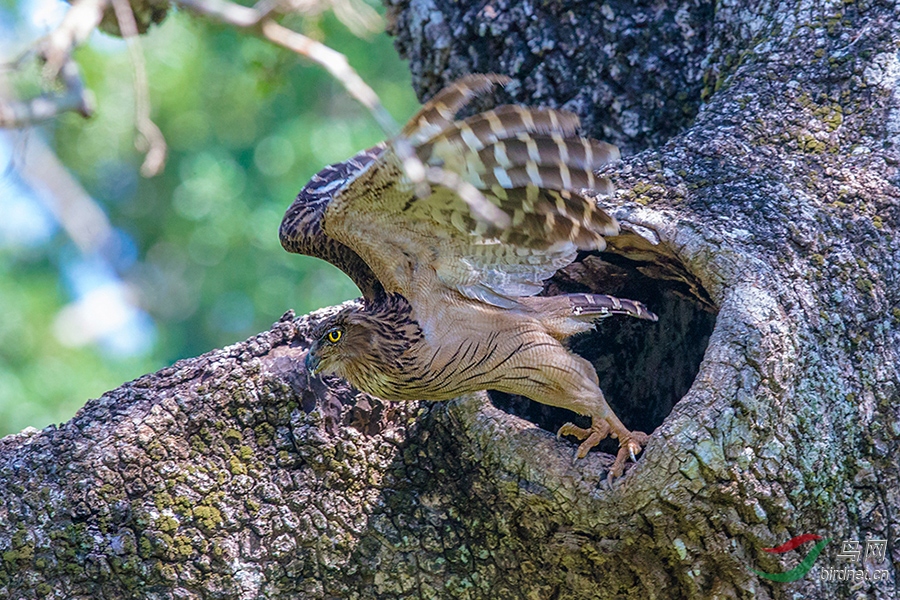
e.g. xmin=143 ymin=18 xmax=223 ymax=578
xmin=0 ymin=0 xmax=417 ymax=436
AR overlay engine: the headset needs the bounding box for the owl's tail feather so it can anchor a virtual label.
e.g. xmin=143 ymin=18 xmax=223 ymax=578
xmin=566 ymin=293 xmax=658 ymax=322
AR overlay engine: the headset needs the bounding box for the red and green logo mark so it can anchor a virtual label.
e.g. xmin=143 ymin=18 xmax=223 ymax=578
xmin=753 ymin=534 xmax=831 ymax=582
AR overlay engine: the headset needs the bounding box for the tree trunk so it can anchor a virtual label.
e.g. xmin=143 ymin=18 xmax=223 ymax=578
xmin=2 ymin=0 xmax=899 ymax=598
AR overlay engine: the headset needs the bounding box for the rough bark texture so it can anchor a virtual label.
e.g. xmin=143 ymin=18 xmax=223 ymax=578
xmin=2 ymin=0 xmax=900 ymax=598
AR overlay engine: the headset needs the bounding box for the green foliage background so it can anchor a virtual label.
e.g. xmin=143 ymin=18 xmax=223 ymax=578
xmin=0 ymin=7 xmax=417 ymax=436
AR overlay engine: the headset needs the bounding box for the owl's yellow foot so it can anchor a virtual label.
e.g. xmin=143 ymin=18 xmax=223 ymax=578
xmin=557 ymin=420 xmax=649 ymax=480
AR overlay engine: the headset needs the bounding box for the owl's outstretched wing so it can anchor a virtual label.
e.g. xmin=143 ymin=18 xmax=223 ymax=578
xmin=281 ymin=75 xmax=621 ymax=307
xmin=280 ymin=145 xmax=389 ymax=301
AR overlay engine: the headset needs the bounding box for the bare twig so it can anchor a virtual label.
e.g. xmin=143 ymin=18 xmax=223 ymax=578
xmin=9 ymin=0 xmax=398 ymax=146
xmin=0 ymin=0 xmax=104 ymax=129
xmin=329 ymin=0 xmax=381 ymax=37
xmin=177 ymin=0 xmax=260 ymax=27
xmin=258 ymin=20 xmax=397 ymax=135
xmin=109 ymin=0 xmax=167 ymax=176
xmin=41 ymin=0 xmax=109 ymax=78
xmin=180 ymin=0 xmax=512 ymax=212
xmin=1 ymin=0 xmax=106 ymax=128
xmin=175 ymin=0 xmax=399 ymax=136
xmin=7 ymin=0 xmax=439 ymax=197
xmin=174 ymin=0 xmax=442 ymax=194
xmin=174 ymin=0 xmax=456 ymax=199
xmin=250 ymin=0 xmax=281 ymax=22
xmin=0 ymin=59 xmax=95 ymax=127
xmin=2 ymin=0 xmax=167 ymax=178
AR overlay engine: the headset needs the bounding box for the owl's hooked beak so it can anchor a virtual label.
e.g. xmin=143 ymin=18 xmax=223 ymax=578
xmin=305 ymin=346 xmax=322 ymax=375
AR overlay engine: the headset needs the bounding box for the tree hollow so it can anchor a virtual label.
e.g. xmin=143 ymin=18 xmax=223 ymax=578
xmin=490 ymin=234 xmax=717 ymax=451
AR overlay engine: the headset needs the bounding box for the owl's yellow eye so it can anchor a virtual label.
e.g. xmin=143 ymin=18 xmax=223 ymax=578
xmin=326 ymin=328 xmax=343 ymax=343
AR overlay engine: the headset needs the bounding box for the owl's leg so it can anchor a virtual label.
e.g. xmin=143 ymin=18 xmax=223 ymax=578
xmin=492 ymin=332 xmax=649 ymax=479
xmin=541 ymin=353 xmax=648 ymax=480
xmin=486 ymin=331 xmax=650 ymax=480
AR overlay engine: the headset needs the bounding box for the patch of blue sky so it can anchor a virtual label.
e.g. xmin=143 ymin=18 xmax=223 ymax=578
xmin=0 ymin=135 xmax=57 ymax=250
xmin=52 ymin=255 xmax=158 ymax=358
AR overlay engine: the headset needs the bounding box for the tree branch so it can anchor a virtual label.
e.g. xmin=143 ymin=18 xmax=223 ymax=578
xmin=40 ymin=0 xmax=108 ymax=78
xmin=173 ymin=0 xmax=400 ymax=136
xmin=2 ymin=0 xmax=398 ymax=165
xmin=0 ymin=59 xmax=94 ymax=127
xmin=109 ymin=0 xmax=167 ymax=176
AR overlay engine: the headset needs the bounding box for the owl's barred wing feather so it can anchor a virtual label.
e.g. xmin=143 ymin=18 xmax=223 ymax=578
xmin=402 ymin=74 xmax=512 ymax=143
xmin=416 ymin=105 xmax=582 ymax=158
xmin=284 ymin=74 xmax=622 ymax=306
xmin=279 ymin=145 xmax=388 ymax=300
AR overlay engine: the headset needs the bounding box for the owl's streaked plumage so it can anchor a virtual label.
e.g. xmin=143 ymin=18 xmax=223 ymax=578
xmin=281 ymin=75 xmax=656 ymax=479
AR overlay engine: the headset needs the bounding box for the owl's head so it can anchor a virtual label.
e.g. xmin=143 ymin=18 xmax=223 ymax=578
xmin=304 ymin=296 xmax=422 ymax=396
xmin=305 ymin=308 xmax=372 ymax=379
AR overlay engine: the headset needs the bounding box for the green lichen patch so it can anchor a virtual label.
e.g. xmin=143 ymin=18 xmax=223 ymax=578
xmin=797 ymin=133 xmax=828 ymax=153
xmin=855 ymin=278 xmax=874 ymax=294
xmin=172 ymin=535 xmax=195 ymax=559
xmin=223 ymin=428 xmax=243 ymax=444
xmin=192 ymin=506 xmax=223 ymax=530
xmin=157 ymin=515 xmax=179 ymax=533
xmin=153 ymin=491 xmax=174 ymax=512
xmin=237 ymin=445 xmax=255 ymax=461
xmin=174 ymin=495 xmax=194 ymax=517
xmin=229 ymin=455 xmax=247 ymax=476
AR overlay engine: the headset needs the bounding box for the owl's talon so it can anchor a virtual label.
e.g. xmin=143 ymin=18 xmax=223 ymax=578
xmin=558 ymin=419 xmax=648 ymax=481
xmin=557 ymin=422 xmax=587 ymax=440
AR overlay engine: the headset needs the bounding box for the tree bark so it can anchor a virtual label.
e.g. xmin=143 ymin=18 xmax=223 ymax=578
xmin=3 ymin=0 xmax=900 ymax=598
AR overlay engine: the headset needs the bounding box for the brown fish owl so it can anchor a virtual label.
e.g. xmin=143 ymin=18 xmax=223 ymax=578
xmin=280 ymin=75 xmax=657 ymax=479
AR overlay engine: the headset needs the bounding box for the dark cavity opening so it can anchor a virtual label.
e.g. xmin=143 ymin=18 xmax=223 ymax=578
xmin=489 ymin=240 xmax=716 ymax=449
